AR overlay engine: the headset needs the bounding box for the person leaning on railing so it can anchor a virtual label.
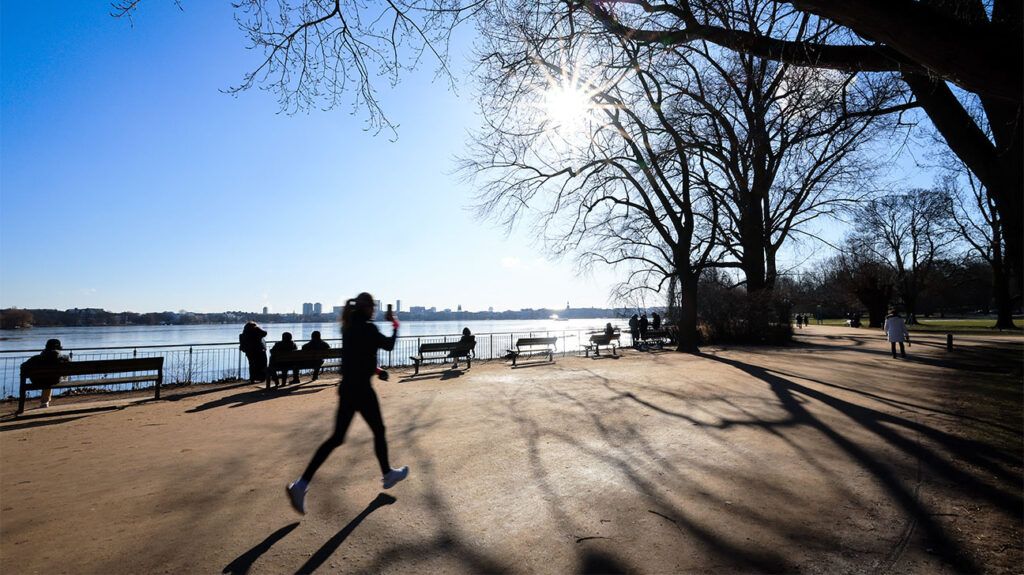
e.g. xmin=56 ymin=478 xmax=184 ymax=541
xmin=20 ymin=338 xmax=69 ymax=408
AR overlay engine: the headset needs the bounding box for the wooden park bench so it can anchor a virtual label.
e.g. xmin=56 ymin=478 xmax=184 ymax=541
xmin=583 ymin=332 xmax=620 ymax=357
xmin=640 ymin=329 xmax=674 ymax=349
xmin=409 ymin=337 xmax=476 ymax=375
xmin=267 ymin=348 xmax=344 ymax=388
xmin=18 ymin=357 xmax=164 ymax=414
xmin=507 ymin=337 xmax=557 ymax=366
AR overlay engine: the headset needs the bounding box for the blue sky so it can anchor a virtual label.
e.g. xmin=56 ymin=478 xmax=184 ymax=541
xmin=1 ymin=1 xmax=622 ymax=313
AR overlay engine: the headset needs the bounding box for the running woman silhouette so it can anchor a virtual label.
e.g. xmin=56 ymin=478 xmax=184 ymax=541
xmin=287 ymin=293 xmax=408 ymax=514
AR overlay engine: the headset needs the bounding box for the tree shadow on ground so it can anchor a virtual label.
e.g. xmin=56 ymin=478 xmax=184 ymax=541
xmin=686 ymin=351 xmax=1021 ymax=573
xmin=222 ymin=522 xmax=299 ymax=575
xmin=348 ymin=395 xmax=514 ymax=574
xmin=186 ymin=384 xmax=331 ymax=413
xmin=295 ymin=493 xmax=396 ymax=574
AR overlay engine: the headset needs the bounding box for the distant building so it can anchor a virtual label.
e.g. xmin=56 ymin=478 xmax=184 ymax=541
xmin=313 ymin=302 xmax=322 ymax=315
xmin=396 ymin=300 xmax=401 ymax=313
xmin=374 ymin=299 xmax=382 ymax=311
xmin=262 ymin=306 xmax=268 ymax=315
xmin=488 ymin=306 xmax=493 ymax=313
xmin=443 ymin=308 xmax=452 ymax=313
xmin=332 ymin=306 xmax=343 ymax=315
xmin=457 ymin=304 xmax=462 ymax=312
xmin=410 ymin=306 xmax=426 ymax=314
xmin=302 ymin=302 xmax=314 ymax=316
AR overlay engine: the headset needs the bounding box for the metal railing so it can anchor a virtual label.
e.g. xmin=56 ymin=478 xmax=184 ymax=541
xmin=0 ymin=326 xmax=633 ymax=400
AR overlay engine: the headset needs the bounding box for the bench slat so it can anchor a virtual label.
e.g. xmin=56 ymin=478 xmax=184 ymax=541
xmin=22 ymin=375 xmax=161 ymax=389
xmin=21 ymin=358 xmax=164 ymax=378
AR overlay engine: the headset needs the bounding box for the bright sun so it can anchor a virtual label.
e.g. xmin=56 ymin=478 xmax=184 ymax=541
xmin=543 ymin=83 xmax=592 ymax=129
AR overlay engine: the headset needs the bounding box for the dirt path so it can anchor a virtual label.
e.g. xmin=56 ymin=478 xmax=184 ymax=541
xmin=1 ymin=326 xmax=1020 ymax=574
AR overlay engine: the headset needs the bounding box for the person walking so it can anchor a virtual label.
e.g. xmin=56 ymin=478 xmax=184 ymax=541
xmin=883 ymin=309 xmax=909 ymax=358
xmin=651 ymin=312 xmax=661 ymax=331
xmin=301 ymin=330 xmax=331 ymax=381
xmin=239 ymin=321 xmax=268 ymax=384
xmin=286 ymin=293 xmax=408 ymax=515
xmin=20 ymin=339 xmax=69 ymax=408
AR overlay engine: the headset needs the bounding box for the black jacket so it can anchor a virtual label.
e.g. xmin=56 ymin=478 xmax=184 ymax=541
xmin=342 ymin=318 xmax=396 ymax=385
xmin=301 ymin=339 xmax=330 ymax=351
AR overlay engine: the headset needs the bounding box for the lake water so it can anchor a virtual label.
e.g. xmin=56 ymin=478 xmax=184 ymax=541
xmin=0 ymin=318 xmax=624 ymax=352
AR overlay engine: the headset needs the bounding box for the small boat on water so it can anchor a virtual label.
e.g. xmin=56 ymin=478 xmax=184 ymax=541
xmin=549 ymin=314 xmax=569 ymax=321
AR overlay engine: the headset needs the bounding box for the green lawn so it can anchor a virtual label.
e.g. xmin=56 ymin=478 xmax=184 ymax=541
xmin=816 ymin=317 xmax=1023 ymax=333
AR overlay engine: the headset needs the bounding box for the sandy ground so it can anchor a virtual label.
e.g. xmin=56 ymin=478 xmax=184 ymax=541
xmin=1 ymin=326 xmax=1021 ymax=574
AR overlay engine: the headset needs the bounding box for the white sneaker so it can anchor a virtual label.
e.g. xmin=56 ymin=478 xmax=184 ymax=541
xmin=382 ymin=466 xmax=409 ymax=489
xmin=286 ymin=480 xmax=307 ymax=514
xmin=39 ymin=401 xmax=49 ymax=408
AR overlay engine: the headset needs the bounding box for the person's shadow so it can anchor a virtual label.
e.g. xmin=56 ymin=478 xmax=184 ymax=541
xmin=223 ymin=522 xmax=300 ymax=574
xmin=295 ymin=493 xmax=397 ymax=574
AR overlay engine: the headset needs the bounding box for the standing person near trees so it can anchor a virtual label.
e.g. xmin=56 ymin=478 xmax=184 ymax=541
xmin=628 ymin=314 xmax=640 ymax=348
xmin=286 ymin=292 xmax=408 ymax=515
xmin=239 ymin=321 xmax=268 ymax=384
xmin=883 ymin=309 xmax=910 ymax=359
xmin=652 ymin=312 xmax=661 ymax=331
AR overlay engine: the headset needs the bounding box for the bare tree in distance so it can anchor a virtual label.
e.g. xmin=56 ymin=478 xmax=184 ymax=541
xmin=822 ymin=244 xmax=894 ymax=328
xmin=847 ymin=189 xmax=956 ymax=324
xmin=112 ymin=0 xmax=484 ymax=134
xmin=570 ymin=0 xmax=1023 ymax=312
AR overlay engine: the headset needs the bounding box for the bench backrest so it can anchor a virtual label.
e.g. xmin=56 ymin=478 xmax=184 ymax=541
xmin=276 ymin=349 xmax=344 ymax=361
xmin=21 ymin=357 xmax=164 ymax=378
xmin=590 ymin=333 xmax=621 ymax=344
xmin=419 ymin=337 xmax=476 ymax=354
xmin=515 ymin=337 xmax=557 ymax=348
xmin=419 ymin=342 xmax=461 ymax=353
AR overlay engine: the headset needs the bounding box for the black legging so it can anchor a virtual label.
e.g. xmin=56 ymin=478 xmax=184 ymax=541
xmin=302 ymin=383 xmax=391 ymax=481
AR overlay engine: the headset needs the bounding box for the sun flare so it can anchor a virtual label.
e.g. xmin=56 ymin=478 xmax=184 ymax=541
xmin=543 ymin=82 xmax=592 ymax=129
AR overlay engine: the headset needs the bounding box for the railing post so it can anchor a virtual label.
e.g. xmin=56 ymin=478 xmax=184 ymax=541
xmin=188 ymin=346 xmax=193 ymax=384
xmin=490 ymin=334 xmax=494 ymax=360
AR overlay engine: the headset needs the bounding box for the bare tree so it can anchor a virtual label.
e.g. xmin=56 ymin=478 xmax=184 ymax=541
xmin=944 ymin=172 xmax=1018 ymax=329
xmin=821 ymin=244 xmax=894 ymax=328
xmin=465 ymin=1 xmax=894 ymax=348
xmin=570 ymin=0 xmax=1023 ymax=309
xmin=848 ymin=189 xmax=956 ymax=323
xmin=662 ymin=9 xmax=907 ymax=293
xmin=113 ymin=0 xmax=483 ymax=134
xmin=464 ymin=3 xmax=732 ymax=352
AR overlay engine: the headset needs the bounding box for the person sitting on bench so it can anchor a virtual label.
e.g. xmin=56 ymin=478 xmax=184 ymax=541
xmin=20 ymin=338 xmax=69 ymax=408
xmin=269 ymin=332 xmax=299 ymax=386
xmin=301 ymin=331 xmax=331 ymax=381
xmin=453 ymin=327 xmax=473 ymax=369
xmin=604 ymin=323 xmax=615 ymax=337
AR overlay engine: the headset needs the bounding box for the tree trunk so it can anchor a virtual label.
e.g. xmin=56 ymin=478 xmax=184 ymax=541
xmin=992 ymin=246 xmax=1018 ymax=330
xmin=675 ymin=272 xmax=700 ymax=353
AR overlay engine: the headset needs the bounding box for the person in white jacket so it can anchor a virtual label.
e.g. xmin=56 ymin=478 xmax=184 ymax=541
xmin=883 ymin=309 xmax=909 ymax=358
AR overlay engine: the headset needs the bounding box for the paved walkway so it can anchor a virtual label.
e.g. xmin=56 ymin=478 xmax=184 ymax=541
xmin=1 ymin=327 xmax=1021 ymax=573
